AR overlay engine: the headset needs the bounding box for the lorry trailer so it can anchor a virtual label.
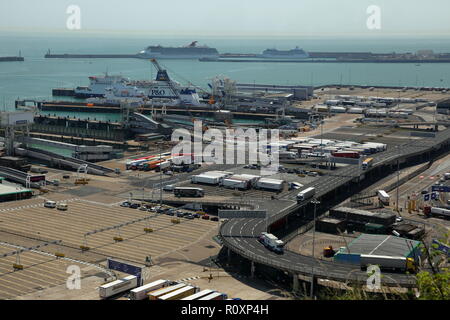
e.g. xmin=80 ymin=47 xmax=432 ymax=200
xmin=181 ymin=289 xmax=215 ymax=300
xmin=99 ymin=275 xmax=138 ymax=299
xmin=331 ymin=151 xmax=360 ymax=159
xmin=129 ymin=279 xmax=170 ymax=300
xmin=173 ymin=187 xmax=204 ymax=198
xmin=221 ymin=178 xmax=250 ymax=190
xmin=158 ymin=285 xmax=198 ymax=300
xmin=147 ymin=283 xmax=186 ymax=300
xmin=255 ymin=178 xmax=285 ymax=191
xmin=360 ymin=254 xmax=416 ymax=273
xmin=297 ymin=187 xmax=316 ymax=202
xmin=198 ymin=292 xmax=228 ymax=300
xmin=191 ymin=171 xmax=232 ymax=185
xmin=377 ymin=190 xmax=390 ymax=205
xmin=258 ymin=232 xmax=284 ymax=254
xmin=424 ymin=206 xmax=450 ymax=218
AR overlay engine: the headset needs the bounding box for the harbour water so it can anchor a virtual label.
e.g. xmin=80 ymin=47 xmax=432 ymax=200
xmin=1 ymin=32 xmax=450 ymax=113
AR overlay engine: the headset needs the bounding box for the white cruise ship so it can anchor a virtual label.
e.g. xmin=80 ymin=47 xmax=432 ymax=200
xmin=137 ymin=41 xmax=219 ymax=59
xmin=261 ymin=47 xmax=309 ymax=59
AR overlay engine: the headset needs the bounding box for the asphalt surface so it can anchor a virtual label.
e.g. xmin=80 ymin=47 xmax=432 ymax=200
xmin=220 ymin=128 xmax=450 ymax=287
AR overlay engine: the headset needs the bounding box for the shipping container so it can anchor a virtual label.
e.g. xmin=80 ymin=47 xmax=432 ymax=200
xmin=99 ymin=275 xmax=138 ymax=299
xmin=130 ymin=279 xmax=170 ymax=300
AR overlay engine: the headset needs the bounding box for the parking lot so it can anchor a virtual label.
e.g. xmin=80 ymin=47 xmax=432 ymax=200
xmin=0 ymin=243 xmax=90 ymax=300
xmin=0 ymin=200 xmax=218 ymax=263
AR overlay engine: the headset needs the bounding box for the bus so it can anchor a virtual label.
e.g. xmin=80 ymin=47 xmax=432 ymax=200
xmin=173 ymin=187 xmax=204 ymax=198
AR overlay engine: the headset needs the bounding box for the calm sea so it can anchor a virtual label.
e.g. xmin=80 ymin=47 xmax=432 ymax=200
xmin=1 ymin=32 xmax=450 ymax=113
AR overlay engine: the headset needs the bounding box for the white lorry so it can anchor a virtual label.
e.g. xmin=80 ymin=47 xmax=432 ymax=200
xmin=377 ymin=190 xmax=390 ymax=205
xmin=129 ymin=279 xmax=170 ymax=300
xmin=258 ymin=232 xmax=284 ymax=254
xmin=296 ymin=187 xmax=316 ymax=202
xmin=255 ymin=178 xmax=285 ymax=191
xmin=99 ymin=275 xmax=138 ymax=299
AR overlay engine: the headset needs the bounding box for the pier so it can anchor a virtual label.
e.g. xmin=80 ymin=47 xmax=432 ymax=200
xmin=0 ymin=56 xmax=24 ymax=62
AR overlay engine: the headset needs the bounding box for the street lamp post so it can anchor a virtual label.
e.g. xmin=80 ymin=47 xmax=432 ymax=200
xmin=310 ymin=199 xmax=320 ymax=298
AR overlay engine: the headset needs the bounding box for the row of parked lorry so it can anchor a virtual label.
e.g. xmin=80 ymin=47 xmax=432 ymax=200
xmin=126 ymin=153 xmax=201 ymax=173
xmin=99 ymin=278 xmax=232 ymax=300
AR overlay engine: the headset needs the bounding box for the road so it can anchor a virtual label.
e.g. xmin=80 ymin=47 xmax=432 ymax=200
xmin=219 ymin=127 xmax=450 ymax=287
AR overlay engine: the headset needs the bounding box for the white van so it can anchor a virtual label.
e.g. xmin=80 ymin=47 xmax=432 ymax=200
xmin=44 ymin=200 xmax=56 ymax=208
xmin=57 ymin=203 xmax=68 ymax=211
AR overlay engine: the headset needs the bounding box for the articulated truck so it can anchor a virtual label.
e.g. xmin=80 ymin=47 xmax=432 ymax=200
xmin=297 ymin=187 xmax=316 ymax=202
xmin=360 ymin=254 xmax=416 ymax=273
xmin=258 ymin=232 xmax=284 ymax=254
xmin=99 ymin=275 xmax=138 ymax=299
xmin=423 ymin=206 xmax=450 ymax=219
xmin=362 ymin=158 xmax=374 ymax=170
xmin=377 ymin=190 xmax=390 ymax=205
xmin=130 ymin=279 xmax=170 ymax=300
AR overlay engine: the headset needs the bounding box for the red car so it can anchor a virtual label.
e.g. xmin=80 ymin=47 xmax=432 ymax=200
xmin=202 ymin=214 xmax=210 ymax=220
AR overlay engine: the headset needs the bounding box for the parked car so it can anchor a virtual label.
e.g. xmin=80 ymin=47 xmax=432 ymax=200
xmin=44 ymin=200 xmax=56 ymax=209
xmin=184 ymin=214 xmax=195 ymax=220
xmin=176 ymin=212 xmax=186 ymax=218
xmin=202 ymin=214 xmax=210 ymax=220
xmin=129 ymin=203 xmax=141 ymax=209
xmin=166 ymin=211 xmax=175 ymax=216
xmin=120 ymin=201 xmax=131 ymax=207
xmin=193 ymin=213 xmax=200 ymax=219
xmin=210 ymin=217 xmax=219 ymax=222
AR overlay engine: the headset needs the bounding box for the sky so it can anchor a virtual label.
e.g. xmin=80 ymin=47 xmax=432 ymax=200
xmin=1 ymin=0 xmax=450 ymax=37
